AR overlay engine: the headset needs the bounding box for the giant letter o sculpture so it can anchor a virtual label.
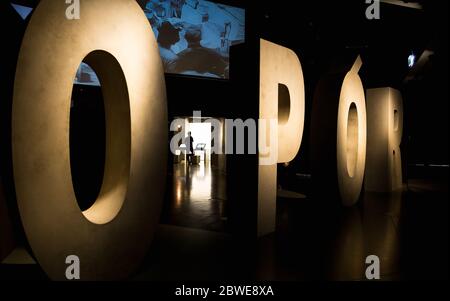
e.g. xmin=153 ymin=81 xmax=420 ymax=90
xmin=336 ymin=57 xmax=367 ymax=206
xmin=12 ymin=0 xmax=167 ymax=280
xmin=311 ymin=56 xmax=367 ymax=206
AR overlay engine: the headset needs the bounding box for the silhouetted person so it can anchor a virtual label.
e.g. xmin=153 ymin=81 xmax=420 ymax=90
xmin=184 ymin=131 xmax=194 ymax=164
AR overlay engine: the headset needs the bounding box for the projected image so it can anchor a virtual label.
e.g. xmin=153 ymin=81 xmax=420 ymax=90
xmin=10 ymin=3 xmax=33 ymax=20
xmin=143 ymin=0 xmax=245 ymax=79
xmin=74 ymin=63 xmax=100 ymax=86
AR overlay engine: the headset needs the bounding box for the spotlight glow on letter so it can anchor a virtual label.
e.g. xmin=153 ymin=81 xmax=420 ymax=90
xmin=258 ymin=39 xmax=305 ymax=236
xmin=336 ymin=57 xmax=367 ymax=206
xmin=12 ymin=0 xmax=167 ymax=280
xmin=365 ymin=88 xmax=403 ymax=192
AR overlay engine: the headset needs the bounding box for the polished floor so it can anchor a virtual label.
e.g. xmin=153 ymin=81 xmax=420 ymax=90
xmin=160 ymin=162 xmax=228 ymax=232
xmin=150 ymin=164 xmax=448 ymax=280
xmin=1 ymin=163 xmax=448 ymax=280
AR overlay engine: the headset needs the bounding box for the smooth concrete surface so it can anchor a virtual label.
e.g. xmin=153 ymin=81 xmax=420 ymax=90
xmin=336 ymin=56 xmax=367 ymax=206
xmin=365 ymin=88 xmax=404 ymax=192
xmin=311 ymin=56 xmax=366 ymax=207
xmin=257 ymin=164 xmax=278 ymax=237
xmin=12 ymin=0 xmax=167 ymax=280
xmin=259 ymin=39 xmax=305 ymax=164
xmin=258 ymin=39 xmax=305 ymax=236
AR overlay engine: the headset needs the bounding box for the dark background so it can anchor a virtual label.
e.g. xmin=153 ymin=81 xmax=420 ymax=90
xmin=1 ymin=0 xmax=448 ymax=280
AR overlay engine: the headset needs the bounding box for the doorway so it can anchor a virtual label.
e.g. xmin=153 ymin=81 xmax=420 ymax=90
xmin=161 ymin=116 xmax=228 ymax=232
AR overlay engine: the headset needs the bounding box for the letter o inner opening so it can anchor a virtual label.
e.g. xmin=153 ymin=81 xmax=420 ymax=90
xmin=70 ymin=50 xmax=131 ymax=225
xmin=346 ymin=103 xmax=359 ymax=178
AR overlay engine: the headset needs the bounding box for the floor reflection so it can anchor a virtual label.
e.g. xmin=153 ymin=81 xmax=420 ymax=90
xmin=1 ymin=179 xmax=446 ymax=280
xmin=330 ymin=192 xmax=403 ymax=280
xmin=161 ymin=162 xmax=227 ymax=232
xmin=271 ymin=189 xmax=407 ymax=280
xmin=161 ymin=164 xmax=447 ymax=280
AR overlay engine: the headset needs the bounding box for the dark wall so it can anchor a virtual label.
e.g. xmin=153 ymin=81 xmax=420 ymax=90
xmin=0 ymin=1 xmax=30 ymax=254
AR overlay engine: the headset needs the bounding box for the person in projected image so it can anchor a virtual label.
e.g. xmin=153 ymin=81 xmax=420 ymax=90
xmin=146 ymin=8 xmax=161 ymax=33
xmin=167 ymin=26 xmax=228 ymax=78
xmin=157 ymin=21 xmax=181 ymax=70
xmin=184 ymin=131 xmax=195 ymax=164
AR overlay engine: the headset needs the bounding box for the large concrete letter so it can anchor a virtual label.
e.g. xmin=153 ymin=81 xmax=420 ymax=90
xmin=12 ymin=0 xmax=167 ymax=280
xmin=336 ymin=57 xmax=367 ymax=206
xmin=258 ymin=39 xmax=305 ymax=236
xmin=311 ymin=56 xmax=367 ymax=206
xmin=365 ymin=88 xmax=403 ymax=192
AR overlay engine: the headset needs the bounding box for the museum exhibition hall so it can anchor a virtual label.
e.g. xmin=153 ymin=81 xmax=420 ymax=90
xmin=0 ymin=0 xmax=448 ymax=284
